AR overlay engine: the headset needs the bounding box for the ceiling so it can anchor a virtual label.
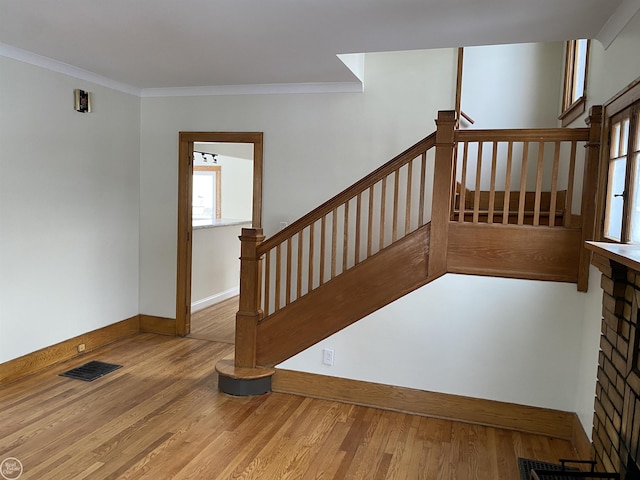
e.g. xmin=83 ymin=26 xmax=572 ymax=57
xmin=0 ymin=0 xmax=627 ymax=90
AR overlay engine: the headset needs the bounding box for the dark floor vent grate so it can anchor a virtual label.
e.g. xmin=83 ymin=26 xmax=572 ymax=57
xmin=59 ymin=361 xmax=122 ymax=382
xmin=518 ymin=458 xmax=579 ymax=480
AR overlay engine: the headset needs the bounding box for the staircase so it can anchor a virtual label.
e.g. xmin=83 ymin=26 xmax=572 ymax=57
xmin=218 ymin=108 xmax=603 ymax=392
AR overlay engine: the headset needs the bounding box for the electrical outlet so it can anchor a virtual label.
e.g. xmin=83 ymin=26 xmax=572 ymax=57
xmin=322 ymin=348 xmax=334 ymax=366
xmin=77 ymin=343 xmax=86 ymax=353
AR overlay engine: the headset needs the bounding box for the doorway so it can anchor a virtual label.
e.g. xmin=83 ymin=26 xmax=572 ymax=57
xmin=176 ymin=132 xmax=263 ymax=336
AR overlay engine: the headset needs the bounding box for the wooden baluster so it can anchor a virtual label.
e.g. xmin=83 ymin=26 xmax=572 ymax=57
xmin=355 ymin=193 xmax=362 ymax=264
xmin=517 ymin=142 xmax=529 ymax=226
xmin=264 ymin=250 xmax=270 ymax=315
xmin=418 ymin=152 xmax=427 ymax=227
xmin=320 ymin=215 xmax=326 ymax=286
xmin=549 ymin=141 xmax=561 ymax=227
xmin=564 ymin=141 xmax=577 ymax=227
xmin=459 ymin=142 xmax=469 ymax=223
xmin=392 ymin=170 xmax=399 ymax=242
xmin=308 ymin=223 xmax=314 ymax=292
xmin=578 ymin=105 xmax=603 ymax=292
xmin=533 ymin=142 xmax=545 ymax=226
xmin=284 ymin=237 xmax=292 ymax=305
xmin=297 ymin=230 xmax=303 ymax=300
xmin=380 ymin=177 xmax=387 ymax=250
xmin=405 ymin=159 xmax=413 ymax=234
xmin=488 ymin=142 xmax=498 ymax=224
xmin=275 ymin=244 xmax=281 ymax=310
xmin=473 ymin=142 xmax=483 ymax=224
xmin=429 ymin=110 xmax=457 ymax=277
xmin=450 ymin=139 xmax=459 ymax=214
xmin=286 ymin=238 xmax=292 ymax=305
xmin=235 ymin=228 xmax=265 ymax=368
xmin=503 ymin=142 xmax=513 ymax=225
xmin=343 ymin=201 xmax=349 ymax=272
xmin=367 ymin=185 xmax=374 ymax=256
xmin=331 ymin=208 xmax=337 ymax=279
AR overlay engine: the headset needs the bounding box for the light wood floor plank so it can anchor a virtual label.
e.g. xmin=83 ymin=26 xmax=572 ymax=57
xmin=0 ymin=333 xmax=581 ymax=479
xmin=189 ymin=296 xmax=237 ymax=343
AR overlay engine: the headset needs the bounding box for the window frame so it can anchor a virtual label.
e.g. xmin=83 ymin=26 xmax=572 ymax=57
xmin=559 ymin=39 xmax=590 ymax=127
xmin=597 ymin=77 xmax=640 ymax=244
xmin=192 ymin=164 xmax=222 ymax=224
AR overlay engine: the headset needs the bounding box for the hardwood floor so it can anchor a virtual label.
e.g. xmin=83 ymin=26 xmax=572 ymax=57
xmin=0 ymin=333 xmax=579 ymax=479
xmin=189 ymin=296 xmax=237 ymax=343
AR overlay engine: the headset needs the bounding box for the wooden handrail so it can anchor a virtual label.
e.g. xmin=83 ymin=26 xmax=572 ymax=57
xmin=456 ymin=128 xmax=589 ymax=142
xmin=258 ymin=132 xmax=436 ymax=254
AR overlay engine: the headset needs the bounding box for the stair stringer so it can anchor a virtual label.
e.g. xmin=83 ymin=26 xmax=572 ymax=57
xmin=255 ymin=224 xmax=434 ymax=367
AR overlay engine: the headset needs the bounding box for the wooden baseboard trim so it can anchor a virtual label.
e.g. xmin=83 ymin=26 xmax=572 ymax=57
xmin=571 ymin=413 xmax=594 ymax=459
xmin=273 ymin=369 xmax=575 ymax=440
xmin=140 ymin=315 xmax=176 ymax=335
xmin=0 ymin=316 xmax=140 ymax=385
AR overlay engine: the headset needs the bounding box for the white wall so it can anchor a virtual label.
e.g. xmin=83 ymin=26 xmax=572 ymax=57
xmin=588 ymin=10 xmax=640 ymax=117
xmin=280 ymin=274 xmax=588 ymax=411
xmin=217 ymin=155 xmax=253 ymax=220
xmin=461 ymin=42 xmax=564 ymax=129
xmin=191 ymin=224 xmax=247 ymax=307
xmin=0 ymin=57 xmax=140 ymax=363
xmin=139 ymin=48 xmax=457 ymax=317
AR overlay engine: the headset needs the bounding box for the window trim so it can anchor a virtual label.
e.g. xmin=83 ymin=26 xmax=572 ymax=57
xmin=193 ymin=165 xmax=222 ymax=223
xmin=597 ymin=76 xmax=640 ymax=244
xmin=559 ymin=39 xmax=590 ymax=127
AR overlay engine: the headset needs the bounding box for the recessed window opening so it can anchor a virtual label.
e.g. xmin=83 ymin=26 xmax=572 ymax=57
xmin=559 ymin=39 xmax=590 ymax=126
xmin=604 ymin=103 xmax=640 ymax=244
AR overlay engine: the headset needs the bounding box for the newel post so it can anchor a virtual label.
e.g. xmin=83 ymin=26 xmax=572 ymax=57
xmin=429 ymin=110 xmax=457 ymax=277
xmin=235 ymin=227 xmax=265 ymax=368
xmin=577 ymin=105 xmax=603 ymax=292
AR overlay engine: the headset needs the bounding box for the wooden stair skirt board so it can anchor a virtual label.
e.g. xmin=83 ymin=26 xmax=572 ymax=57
xmin=216 ymin=355 xmax=275 ymax=396
xmin=255 ymin=226 xmax=431 ymax=367
xmin=273 ymin=369 xmax=590 ymax=450
xmin=447 ymin=222 xmax=582 ymax=283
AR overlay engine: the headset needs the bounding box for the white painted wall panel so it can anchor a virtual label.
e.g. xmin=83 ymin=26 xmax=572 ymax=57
xmin=0 ymin=57 xmax=140 ymax=362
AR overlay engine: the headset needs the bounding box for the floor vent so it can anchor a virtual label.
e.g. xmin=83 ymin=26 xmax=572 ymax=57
xmin=59 ymin=361 xmax=122 ymax=382
xmin=518 ymin=458 xmax=578 ymax=480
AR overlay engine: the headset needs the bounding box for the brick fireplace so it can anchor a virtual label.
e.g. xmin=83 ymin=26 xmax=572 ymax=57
xmin=590 ymin=247 xmax=640 ymax=480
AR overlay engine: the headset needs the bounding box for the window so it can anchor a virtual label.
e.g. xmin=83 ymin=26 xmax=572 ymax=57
xmin=603 ymin=103 xmax=640 ymax=243
xmin=192 ymin=165 xmax=221 ymax=224
xmin=559 ymin=39 xmax=590 ymax=126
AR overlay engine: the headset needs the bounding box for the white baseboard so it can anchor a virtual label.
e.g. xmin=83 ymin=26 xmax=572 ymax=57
xmin=191 ymin=287 xmax=239 ymax=312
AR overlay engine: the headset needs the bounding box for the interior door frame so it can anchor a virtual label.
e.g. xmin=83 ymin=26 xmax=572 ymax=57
xmin=176 ymin=132 xmax=263 ymax=336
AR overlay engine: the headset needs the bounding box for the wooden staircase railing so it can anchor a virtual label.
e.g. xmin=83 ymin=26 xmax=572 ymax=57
xmin=235 ymin=126 xmax=442 ymax=367
xmin=232 ymin=108 xmax=603 ymax=372
xmin=447 ymin=107 xmax=602 ymax=290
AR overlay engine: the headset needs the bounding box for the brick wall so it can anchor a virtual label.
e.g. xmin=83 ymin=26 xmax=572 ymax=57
xmin=592 ymin=254 xmax=640 ymax=479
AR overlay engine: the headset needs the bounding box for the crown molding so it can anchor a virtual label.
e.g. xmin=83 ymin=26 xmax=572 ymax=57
xmin=140 ymin=81 xmax=363 ymax=97
xmin=596 ymin=0 xmax=640 ymax=49
xmin=0 ymin=43 xmax=142 ymax=96
xmin=1 ymin=43 xmax=364 ymax=98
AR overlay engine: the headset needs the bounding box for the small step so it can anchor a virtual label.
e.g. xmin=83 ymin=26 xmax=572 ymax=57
xmin=215 ymin=354 xmax=275 ymax=396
